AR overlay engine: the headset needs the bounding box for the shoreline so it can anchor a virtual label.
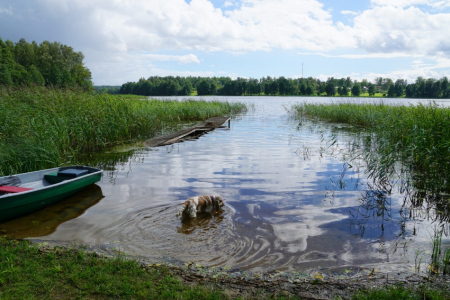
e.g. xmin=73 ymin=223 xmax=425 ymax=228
xmin=26 ymin=238 xmax=450 ymax=299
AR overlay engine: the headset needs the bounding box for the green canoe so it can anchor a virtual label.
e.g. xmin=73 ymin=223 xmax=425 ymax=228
xmin=0 ymin=166 xmax=102 ymax=223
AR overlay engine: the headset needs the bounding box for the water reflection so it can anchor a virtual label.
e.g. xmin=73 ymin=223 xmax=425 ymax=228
xmin=0 ymin=184 xmax=104 ymax=239
xmin=11 ymin=96 xmax=448 ymax=273
xmin=177 ymin=210 xmax=225 ymax=234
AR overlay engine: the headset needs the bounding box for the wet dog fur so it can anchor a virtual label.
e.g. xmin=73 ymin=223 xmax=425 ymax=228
xmin=176 ymin=195 xmax=224 ymax=218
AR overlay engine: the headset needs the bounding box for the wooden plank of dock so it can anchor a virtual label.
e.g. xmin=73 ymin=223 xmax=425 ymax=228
xmin=145 ymin=116 xmax=231 ymax=147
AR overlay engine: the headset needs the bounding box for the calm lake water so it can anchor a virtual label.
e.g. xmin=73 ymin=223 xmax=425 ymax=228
xmin=2 ymin=96 xmax=450 ymax=273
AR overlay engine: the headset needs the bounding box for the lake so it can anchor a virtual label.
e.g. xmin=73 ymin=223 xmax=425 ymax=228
xmin=2 ymin=96 xmax=450 ymax=274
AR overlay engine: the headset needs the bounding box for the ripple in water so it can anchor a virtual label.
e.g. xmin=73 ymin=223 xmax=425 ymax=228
xmin=98 ymin=205 xmax=247 ymax=266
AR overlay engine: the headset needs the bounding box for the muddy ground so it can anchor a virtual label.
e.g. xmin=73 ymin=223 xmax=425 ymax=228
xmin=148 ymin=262 xmax=450 ymax=299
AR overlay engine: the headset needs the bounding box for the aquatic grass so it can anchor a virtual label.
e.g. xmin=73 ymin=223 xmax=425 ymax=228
xmin=428 ymin=229 xmax=450 ymax=275
xmin=294 ymin=101 xmax=450 ymax=195
xmin=0 ymin=86 xmax=246 ymax=176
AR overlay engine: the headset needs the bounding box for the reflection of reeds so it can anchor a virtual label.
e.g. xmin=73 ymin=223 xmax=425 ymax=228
xmin=295 ymin=101 xmax=450 ymax=191
xmin=295 ymin=101 xmax=450 ymax=276
xmin=0 ymin=87 xmax=246 ymax=176
xmin=295 ymin=100 xmax=450 ymax=222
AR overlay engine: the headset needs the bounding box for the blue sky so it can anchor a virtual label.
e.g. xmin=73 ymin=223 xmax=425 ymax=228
xmin=1 ymin=0 xmax=449 ymax=85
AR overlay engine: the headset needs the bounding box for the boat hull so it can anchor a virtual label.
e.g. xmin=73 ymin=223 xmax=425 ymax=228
xmin=0 ymin=166 xmax=102 ymax=223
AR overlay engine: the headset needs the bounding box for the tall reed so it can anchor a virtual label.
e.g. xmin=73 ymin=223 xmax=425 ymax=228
xmin=295 ymin=101 xmax=450 ymax=195
xmin=429 ymin=229 xmax=450 ymax=275
xmin=0 ymin=86 xmax=246 ymax=176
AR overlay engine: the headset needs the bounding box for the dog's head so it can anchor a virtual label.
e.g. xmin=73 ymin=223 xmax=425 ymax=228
xmin=212 ymin=195 xmax=224 ymax=211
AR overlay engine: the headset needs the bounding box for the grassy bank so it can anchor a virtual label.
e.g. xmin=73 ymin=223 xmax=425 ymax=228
xmin=0 ymin=237 xmax=448 ymax=299
xmin=0 ymin=237 xmax=227 ymax=299
xmin=295 ymin=101 xmax=450 ymax=194
xmin=0 ymin=86 xmax=246 ymax=176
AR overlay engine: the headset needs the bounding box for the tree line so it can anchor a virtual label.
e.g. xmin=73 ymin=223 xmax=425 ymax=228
xmin=119 ymin=76 xmax=320 ymax=96
xmin=117 ymin=75 xmax=450 ymax=98
xmin=0 ymin=37 xmax=92 ymax=89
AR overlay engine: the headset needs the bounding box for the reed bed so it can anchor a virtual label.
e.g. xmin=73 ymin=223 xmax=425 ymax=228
xmin=0 ymin=86 xmax=246 ymax=176
xmin=295 ymin=101 xmax=450 ymax=193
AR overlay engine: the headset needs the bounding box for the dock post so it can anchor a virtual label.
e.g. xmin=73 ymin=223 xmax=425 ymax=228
xmin=228 ymin=119 xmax=230 ymax=128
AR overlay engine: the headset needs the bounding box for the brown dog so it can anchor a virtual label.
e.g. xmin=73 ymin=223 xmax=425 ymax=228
xmin=176 ymin=195 xmax=224 ymax=218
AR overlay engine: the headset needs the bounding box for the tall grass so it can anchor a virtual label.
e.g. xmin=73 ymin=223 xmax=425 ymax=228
xmin=295 ymin=101 xmax=450 ymax=195
xmin=429 ymin=229 xmax=450 ymax=275
xmin=0 ymin=86 xmax=246 ymax=176
xmin=352 ymin=285 xmax=448 ymax=300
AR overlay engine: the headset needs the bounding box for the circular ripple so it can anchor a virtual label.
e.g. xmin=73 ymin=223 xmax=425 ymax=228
xmin=98 ymin=204 xmax=250 ymax=266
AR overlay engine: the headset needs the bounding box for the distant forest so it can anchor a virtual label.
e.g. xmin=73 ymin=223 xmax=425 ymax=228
xmin=0 ymin=38 xmax=92 ymax=89
xmin=116 ymin=75 xmax=450 ymax=98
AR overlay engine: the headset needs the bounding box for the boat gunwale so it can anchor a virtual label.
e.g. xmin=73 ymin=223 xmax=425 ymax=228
xmin=0 ymin=166 xmax=103 ymax=199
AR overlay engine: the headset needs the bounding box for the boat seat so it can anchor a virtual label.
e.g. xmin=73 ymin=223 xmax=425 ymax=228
xmin=0 ymin=186 xmax=34 ymax=193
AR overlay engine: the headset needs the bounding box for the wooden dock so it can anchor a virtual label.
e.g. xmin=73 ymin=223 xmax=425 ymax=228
xmin=145 ymin=116 xmax=231 ymax=147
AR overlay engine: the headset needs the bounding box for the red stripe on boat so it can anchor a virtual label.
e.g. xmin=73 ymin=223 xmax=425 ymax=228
xmin=0 ymin=186 xmax=34 ymax=193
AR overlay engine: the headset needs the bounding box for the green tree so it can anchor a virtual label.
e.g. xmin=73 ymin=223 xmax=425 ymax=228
xmin=441 ymin=77 xmax=449 ymax=98
xmin=339 ymin=86 xmax=347 ymax=96
xmin=179 ymin=81 xmax=193 ymax=96
xmin=382 ymin=78 xmax=393 ymax=92
xmin=28 ymin=65 xmax=45 ymax=85
xmin=70 ymin=63 xmax=92 ymax=89
xmin=61 ymin=69 xmax=75 ymax=87
xmin=0 ymin=64 xmax=13 ymax=85
xmin=405 ymin=84 xmax=416 ymax=98
xmin=166 ymin=80 xmax=181 ymax=96
xmin=278 ymin=76 xmax=288 ymax=95
xmin=387 ymin=85 xmax=395 ymax=97
xmin=416 ymin=77 xmax=426 ymax=97
xmin=270 ymin=80 xmax=278 ymax=95
xmin=345 ymin=76 xmax=353 ymax=89
xmin=299 ymin=83 xmax=307 ymax=95
xmin=325 ymin=82 xmax=335 ymax=96
xmin=394 ymin=81 xmax=404 ymax=97
xmin=11 ymin=63 xmax=30 ymax=85
xmin=361 ymin=79 xmax=369 ymax=88
xmin=368 ymin=83 xmax=376 ymax=96
xmin=351 ymin=83 xmax=361 ymax=96
xmin=197 ymin=80 xmax=211 ymax=95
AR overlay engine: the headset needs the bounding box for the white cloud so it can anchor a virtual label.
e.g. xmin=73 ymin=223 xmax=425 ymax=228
xmin=223 ymin=1 xmax=234 ymax=7
xmin=31 ymin=0 xmax=353 ymax=53
xmin=352 ymin=6 xmax=450 ymax=56
xmin=145 ymin=68 xmax=215 ymax=77
xmin=137 ymin=54 xmax=200 ymax=64
xmin=371 ymin=0 xmax=450 ymax=8
xmin=2 ymin=0 xmax=450 ymax=84
xmin=341 ymin=10 xmax=358 ymax=15
xmin=298 ymin=52 xmax=424 ymax=59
